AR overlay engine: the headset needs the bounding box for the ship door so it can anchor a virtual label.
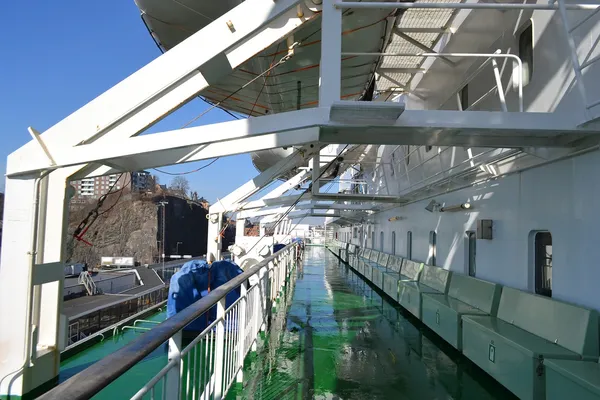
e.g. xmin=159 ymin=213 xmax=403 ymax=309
xmin=466 ymin=231 xmax=476 ymax=277
xmin=535 ymin=231 xmax=552 ymax=297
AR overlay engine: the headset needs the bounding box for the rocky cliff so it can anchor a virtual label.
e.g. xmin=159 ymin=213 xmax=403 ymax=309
xmin=67 ymin=193 xmax=158 ymax=266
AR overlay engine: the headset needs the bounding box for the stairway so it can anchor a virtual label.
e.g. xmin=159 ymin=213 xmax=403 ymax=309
xmin=78 ymin=271 xmax=99 ymax=296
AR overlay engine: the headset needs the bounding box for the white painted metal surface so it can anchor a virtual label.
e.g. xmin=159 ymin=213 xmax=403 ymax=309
xmin=3 ymin=0 xmax=600 ymax=396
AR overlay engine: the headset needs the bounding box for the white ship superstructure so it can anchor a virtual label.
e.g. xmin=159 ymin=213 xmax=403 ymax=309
xmin=2 ymin=1 xmax=600 ymax=398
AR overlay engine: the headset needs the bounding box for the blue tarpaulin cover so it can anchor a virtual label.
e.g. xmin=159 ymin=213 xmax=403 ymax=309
xmin=167 ymin=259 xmax=244 ymax=332
xmin=273 ymin=243 xmax=286 ymax=253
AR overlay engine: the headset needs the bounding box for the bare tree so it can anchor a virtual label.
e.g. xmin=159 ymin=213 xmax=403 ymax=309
xmin=169 ymin=176 xmax=190 ymax=197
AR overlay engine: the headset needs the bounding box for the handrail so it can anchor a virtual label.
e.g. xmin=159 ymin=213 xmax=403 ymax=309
xmin=39 ymin=242 xmax=297 ymax=400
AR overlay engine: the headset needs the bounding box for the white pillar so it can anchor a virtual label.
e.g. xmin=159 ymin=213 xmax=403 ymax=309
xmin=311 ymin=153 xmax=320 ymax=196
xmin=0 ymin=167 xmax=72 ymax=397
xmin=319 ymin=0 xmax=342 ymax=107
xmin=236 ymin=218 xmax=246 ymax=238
xmin=284 ymin=219 xmax=292 ymax=237
xmin=207 ymin=213 xmax=223 ymax=262
xmin=275 ymin=220 xmax=281 ymax=237
xmin=166 ymin=331 xmax=182 ymax=397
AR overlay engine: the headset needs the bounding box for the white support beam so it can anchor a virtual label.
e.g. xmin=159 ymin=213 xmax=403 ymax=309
xmin=237 ymin=194 xmax=311 ymax=211
xmin=285 ymin=210 xmax=341 ymax=219
xmin=320 ymin=109 xmax=600 ymax=148
xmin=378 ymin=67 xmax=426 ymax=74
xmin=313 ymin=193 xmax=402 ymax=203
xmin=232 ymin=170 xmax=310 ymax=218
xmin=262 ymin=170 xmax=310 ymax=200
xmin=295 ymin=203 xmax=381 ymax=211
xmin=210 ymin=150 xmax=311 ymax=215
xmin=9 ymin=109 xmax=327 ymax=177
xmin=395 ymin=27 xmax=454 ymax=34
xmin=0 ymin=167 xmax=76 ymax=398
xmin=319 ymin=0 xmax=342 ymax=107
xmin=311 ymin=153 xmax=321 ymax=196
xmin=9 ymin=0 xmax=311 ymax=174
xmin=393 ymin=28 xmax=455 ymax=67
xmin=236 ymin=206 xmax=292 ymax=219
xmin=336 ymin=2 xmax=600 ymax=10
xmin=12 ymin=105 xmax=600 ymax=178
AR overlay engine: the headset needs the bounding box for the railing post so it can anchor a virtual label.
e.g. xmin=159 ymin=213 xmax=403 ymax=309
xmin=259 ymin=267 xmax=267 ymax=332
xmin=166 ymin=330 xmax=182 ymax=399
xmin=491 ymin=50 xmax=507 ymax=112
xmin=236 ymin=282 xmax=247 ymax=383
xmin=251 ymin=274 xmax=259 ymax=351
xmin=213 ymin=298 xmax=226 ymax=400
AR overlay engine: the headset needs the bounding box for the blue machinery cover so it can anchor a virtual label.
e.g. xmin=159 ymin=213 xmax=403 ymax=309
xmin=167 ymin=259 xmax=244 ymax=332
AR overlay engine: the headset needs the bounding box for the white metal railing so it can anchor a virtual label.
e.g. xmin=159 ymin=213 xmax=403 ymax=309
xmin=131 ymin=248 xmax=296 ymax=399
xmin=343 ymin=52 xmax=524 ymax=112
xmin=41 ymin=243 xmax=298 ymax=400
xmin=557 ymin=0 xmax=600 ymax=119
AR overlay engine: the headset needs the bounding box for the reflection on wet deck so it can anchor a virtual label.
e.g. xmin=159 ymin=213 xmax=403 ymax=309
xmin=230 ymin=246 xmax=514 ymax=399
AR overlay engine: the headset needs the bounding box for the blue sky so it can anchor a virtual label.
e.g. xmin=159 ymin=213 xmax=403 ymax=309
xmin=0 ymin=1 xmax=258 ymax=203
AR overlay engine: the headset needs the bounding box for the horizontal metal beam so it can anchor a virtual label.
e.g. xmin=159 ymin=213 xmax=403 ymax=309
xmin=378 ymin=67 xmax=426 ymax=74
xmin=13 ymin=104 xmax=600 ymax=178
xmin=394 ymin=27 xmax=453 ymax=34
xmin=236 ymin=206 xmax=291 ymax=219
xmin=237 ymin=194 xmax=311 ymax=211
xmin=107 ymin=129 xmax=319 ymax=173
xmin=313 ymin=193 xmax=402 ymax=204
xmin=393 ymin=29 xmax=455 ymax=67
xmin=8 ymin=108 xmax=327 ymax=176
xmin=285 ymin=210 xmax=340 ymax=219
xmin=335 ymin=2 xmax=600 ymax=10
xmin=321 ymin=109 xmax=600 ymax=148
xmin=294 ymin=203 xmax=381 ymax=211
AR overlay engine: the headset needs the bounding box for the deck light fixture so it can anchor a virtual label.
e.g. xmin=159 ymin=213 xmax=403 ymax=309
xmin=425 ymin=200 xmax=472 ymax=212
xmin=440 ymin=203 xmax=472 ymax=212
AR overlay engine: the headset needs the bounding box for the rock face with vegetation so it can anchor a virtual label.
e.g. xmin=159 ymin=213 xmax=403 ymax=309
xmin=67 ymin=193 xmax=159 ymax=267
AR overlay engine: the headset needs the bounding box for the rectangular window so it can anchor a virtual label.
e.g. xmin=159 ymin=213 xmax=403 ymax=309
xmin=519 ymin=23 xmax=533 ymax=87
xmin=428 ymin=231 xmax=437 ymax=266
xmin=371 ymin=228 xmax=375 ymax=249
xmin=534 ymin=231 xmax=552 ymax=297
xmin=460 ymin=85 xmax=469 ymax=110
xmin=466 ymin=231 xmax=476 ymax=277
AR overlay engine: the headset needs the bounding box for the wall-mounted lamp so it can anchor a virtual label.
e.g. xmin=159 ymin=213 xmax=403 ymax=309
xmin=440 ymin=203 xmax=472 ymax=212
xmin=425 ymin=199 xmax=472 ymax=213
xmin=388 ymin=216 xmax=405 ymax=222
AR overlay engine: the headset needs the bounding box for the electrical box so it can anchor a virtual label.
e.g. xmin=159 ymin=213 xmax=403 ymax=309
xmin=477 ymin=219 xmax=493 ymax=240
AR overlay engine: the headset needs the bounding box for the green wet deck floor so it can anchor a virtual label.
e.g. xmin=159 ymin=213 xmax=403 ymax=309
xmin=59 ymin=311 xmax=169 ymax=399
xmin=228 ymin=246 xmax=514 ymax=400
